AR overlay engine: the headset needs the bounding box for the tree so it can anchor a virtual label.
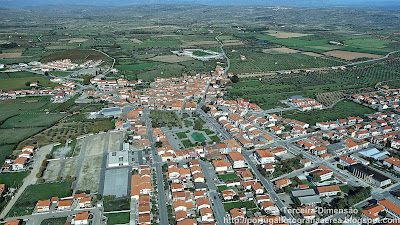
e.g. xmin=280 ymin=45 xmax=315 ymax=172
xmin=201 ymin=105 xmax=211 ymax=113
xmin=230 ymin=75 xmax=239 ymax=83
xmin=25 ymin=81 xmax=30 ymax=87
xmin=313 ymin=174 xmax=321 ymax=183
xmin=155 ymin=142 xmax=163 ymax=148
xmin=194 ymin=119 xmax=204 ymax=130
xmin=83 ymin=75 xmax=91 ymax=85
xmin=59 ymin=138 xmax=66 ymax=144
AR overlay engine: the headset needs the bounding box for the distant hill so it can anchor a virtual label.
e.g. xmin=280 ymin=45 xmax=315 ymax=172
xmin=1 ymin=0 xmax=400 ymax=9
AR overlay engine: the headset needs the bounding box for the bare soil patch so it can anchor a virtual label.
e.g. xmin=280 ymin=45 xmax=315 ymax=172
xmin=130 ymin=38 xmax=143 ymax=43
xmin=43 ymin=161 xmax=62 ymax=181
xmin=0 ymin=53 xmax=24 ymax=58
xmin=76 ymin=156 xmax=103 ymax=192
xmin=85 ymin=133 xmax=106 ymax=156
xmin=324 ymin=50 xmax=381 ymax=60
xmin=302 ymin=52 xmax=324 ymax=57
xmin=263 ymin=47 xmax=299 ymax=54
xmin=267 ymin=30 xmax=311 ymax=39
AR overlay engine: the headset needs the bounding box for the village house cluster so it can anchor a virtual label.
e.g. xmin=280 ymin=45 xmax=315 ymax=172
xmin=2 ymin=146 xmax=36 ymax=171
xmin=131 ymin=165 xmax=153 ymax=225
xmin=167 ymin=160 xmax=216 ymax=225
xmin=352 ymin=86 xmax=400 ymax=110
xmin=287 ymin=95 xmax=324 ymax=111
xmin=0 ymin=78 xmax=76 ymax=102
xmin=35 ymin=193 xmax=93 ymax=224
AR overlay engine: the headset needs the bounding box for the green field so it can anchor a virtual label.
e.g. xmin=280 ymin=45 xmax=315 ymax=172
xmin=191 ymin=132 xmax=206 ymax=142
xmin=104 ymin=198 xmax=130 ymax=212
xmin=0 ymin=76 xmax=58 ymax=91
xmin=0 ymin=171 xmax=30 ymax=187
xmin=0 ymin=127 xmax=44 ymax=145
xmin=115 ymin=62 xmax=161 ymax=71
xmin=224 ymin=200 xmax=257 ymax=211
xmin=8 ymin=181 xmax=72 ymax=217
xmin=106 ymin=212 xmax=130 ymax=225
xmin=1 ymin=113 xmax=65 ymax=128
xmin=209 ymin=135 xmax=221 ymax=143
xmin=0 ymin=144 xmax=15 ymax=165
xmin=283 ymin=100 xmax=375 ymax=125
xmin=137 ymin=63 xmax=184 ymax=81
xmin=220 ymin=173 xmax=240 ymax=182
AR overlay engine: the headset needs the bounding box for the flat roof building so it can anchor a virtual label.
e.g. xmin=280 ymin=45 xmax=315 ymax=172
xmin=349 ymin=163 xmax=391 ymax=187
xmin=107 ymin=151 xmax=129 ymax=168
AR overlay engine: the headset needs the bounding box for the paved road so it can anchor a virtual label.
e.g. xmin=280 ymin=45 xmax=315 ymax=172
xmin=0 ymin=144 xmax=54 ymax=219
xmin=199 ymin=160 xmax=228 ymax=225
xmin=7 ymin=207 xmax=103 ymax=225
xmin=143 ymin=108 xmax=168 ymax=225
xmin=215 ymin=33 xmax=230 ymax=75
xmin=98 ymin=132 xmax=111 ymax=195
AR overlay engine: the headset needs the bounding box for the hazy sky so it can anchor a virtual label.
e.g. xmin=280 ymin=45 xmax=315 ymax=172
xmin=0 ymin=0 xmax=399 ymax=8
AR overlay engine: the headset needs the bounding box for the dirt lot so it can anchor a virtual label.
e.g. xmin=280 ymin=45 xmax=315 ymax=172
xmin=108 ymin=132 xmax=121 ymax=152
xmin=0 ymin=53 xmax=24 ymax=58
xmin=263 ymin=47 xmax=299 ymax=54
xmin=130 ymin=38 xmax=143 ymax=43
xmin=60 ymin=158 xmax=78 ymax=178
xmin=85 ymin=133 xmax=106 ymax=156
xmin=266 ymin=30 xmax=311 ymax=39
xmin=150 ymin=55 xmax=192 ymax=63
xmin=43 ymin=161 xmax=62 ymax=181
xmin=59 ymin=38 xmax=88 ymax=43
xmin=324 ymin=50 xmax=381 ymax=60
xmin=302 ymin=52 xmax=324 ymax=57
xmin=76 ymin=156 xmax=103 ymax=192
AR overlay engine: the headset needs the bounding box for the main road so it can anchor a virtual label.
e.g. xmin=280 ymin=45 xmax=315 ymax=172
xmin=199 ymin=160 xmax=229 ymax=225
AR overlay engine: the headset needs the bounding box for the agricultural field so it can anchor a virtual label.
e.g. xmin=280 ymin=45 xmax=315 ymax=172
xmin=7 ymin=181 xmax=72 ymax=217
xmin=0 ymin=71 xmax=58 ymax=91
xmin=42 ymin=49 xmax=112 ymax=62
xmin=229 ymin=50 xmax=338 ymax=73
xmin=1 ymin=113 xmax=65 ymax=128
xmin=266 ymin=30 xmax=311 ymax=39
xmin=227 ymin=57 xmax=400 ymax=109
xmin=282 ymin=100 xmax=375 ymax=125
xmin=324 ymin=50 xmax=381 ymax=60
xmin=242 ymin=32 xmax=397 ymax=55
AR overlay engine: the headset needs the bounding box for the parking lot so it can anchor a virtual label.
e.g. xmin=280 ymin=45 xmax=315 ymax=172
xmin=102 ymin=167 xmax=131 ymax=198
